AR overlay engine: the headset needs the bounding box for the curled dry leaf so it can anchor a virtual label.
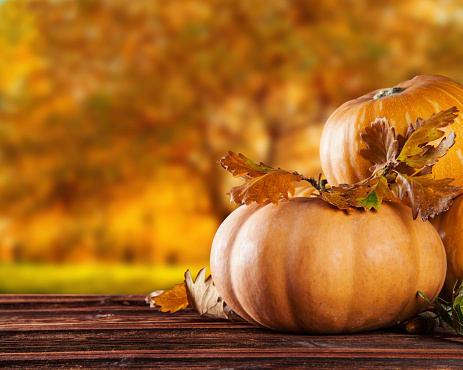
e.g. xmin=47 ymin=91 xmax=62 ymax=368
xmin=219 ymin=151 xmax=302 ymax=205
xmin=322 ymin=172 xmax=393 ymax=212
xmin=394 ymin=173 xmax=459 ymax=221
xmin=147 ymin=268 xmax=245 ymax=322
xmin=359 ymin=117 xmax=399 ymax=172
xmin=218 ymin=108 xmax=461 ymax=221
xmin=184 ymin=268 xmax=228 ymax=320
xmin=397 ymin=106 xmax=458 ymax=163
xmin=357 ymin=106 xmax=461 ymax=220
xmin=145 ymin=290 xmax=165 ymax=308
xmin=148 ymin=283 xmax=189 ymax=313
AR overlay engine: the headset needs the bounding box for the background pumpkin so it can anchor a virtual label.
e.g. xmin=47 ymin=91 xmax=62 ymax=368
xmin=431 ymin=195 xmax=463 ymax=300
xmin=210 ymin=197 xmax=446 ymax=334
xmin=319 ymin=75 xmax=463 ymax=194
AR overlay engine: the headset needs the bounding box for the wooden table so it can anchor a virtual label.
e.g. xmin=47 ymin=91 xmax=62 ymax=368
xmin=1 ymin=294 xmax=463 ymax=368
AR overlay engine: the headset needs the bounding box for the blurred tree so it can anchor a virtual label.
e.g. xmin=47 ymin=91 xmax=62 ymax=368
xmin=0 ymin=0 xmax=462 ymax=264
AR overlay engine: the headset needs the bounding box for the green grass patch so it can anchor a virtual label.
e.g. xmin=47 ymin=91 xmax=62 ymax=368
xmin=0 ymin=263 xmax=209 ymax=294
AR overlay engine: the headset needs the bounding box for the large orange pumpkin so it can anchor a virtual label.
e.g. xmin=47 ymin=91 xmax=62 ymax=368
xmin=320 ymin=75 xmax=463 ymax=193
xmin=210 ymin=197 xmax=446 ymax=334
xmin=430 ymin=195 xmax=463 ymax=300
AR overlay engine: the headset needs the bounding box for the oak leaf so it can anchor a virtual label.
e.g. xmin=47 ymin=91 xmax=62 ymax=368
xmin=359 ymin=117 xmax=399 ymax=172
xmin=184 ymin=268 xmax=228 ymax=320
xmin=318 ymin=190 xmax=356 ymax=214
xmin=145 ymin=290 xmax=165 ymax=308
xmin=219 ymin=151 xmax=302 ymax=205
xmin=320 ymin=173 xmax=393 ymax=212
xmin=393 ymin=173 xmax=459 ymax=221
xmin=148 ymin=283 xmax=189 ymax=313
xmin=357 ymin=107 xmax=460 ymax=220
xmin=397 ymin=106 xmax=458 ymax=165
xmin=219 ymin=108 xmax=460 ymax=221
xmin=400 ymin=131 xmax=456 ymax=169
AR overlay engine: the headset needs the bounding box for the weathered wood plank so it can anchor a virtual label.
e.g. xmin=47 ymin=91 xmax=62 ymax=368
xmin=3 ymin=347 xmax=463 ymax=358
xmin=1 ymin=295 xmax=462 ymax=369
xmin=1 ymin=349 xmax=463 ymax=369
xmin=0 ymin=308 xmax=252 ymax=332
xmin=1 ymin=329 xmax=462 ymax=353
xmin=0 ymin=294 xmax=146 ymax=310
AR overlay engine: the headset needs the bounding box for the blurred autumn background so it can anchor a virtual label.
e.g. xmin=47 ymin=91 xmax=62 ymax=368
xmin=1 ymin=0 xmax=463 ymax=293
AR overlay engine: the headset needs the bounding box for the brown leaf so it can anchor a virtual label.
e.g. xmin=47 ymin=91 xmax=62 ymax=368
xmin=397 ymin=107 xmax=458 ymax=164
xmin=393 ymin=173 xmax=459 ymax=221
xmin=318 ymin=190 xmax=356 ymax=214
xmin=184 ymin=268 xmax=229 ymax=320
xmin=399 ymin=106 xmax=458 ymax=144
xmin=359 ymin=117 xmax=399 ymax=172
xmin=373 ymin=175 xmax=395 ymax=202
xmin=219 ymin=151 xmax=302 ymax=205
xmin=150 ymin=283 xmax=189 ymax=313
xmin=219 ymin=151 xmax=275 ymax=179
xmin=402 ymin=131 xmax=456 ymax=169
xmin=320 ymin=172 xmax=392 ymax=212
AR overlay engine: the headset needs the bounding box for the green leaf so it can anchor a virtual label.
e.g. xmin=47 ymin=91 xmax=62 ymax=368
xmin=418 ymin=291 xmax=433 ymax=306
xmin=358 ymin=190 xmax=380 ymax=209
xmin=322 ymin=173 xmax=382 ymax=211
xmin=319 ymin=173 xmax=393 ymax=212
xmin=418 ymin=279 xmax=463 ymax=337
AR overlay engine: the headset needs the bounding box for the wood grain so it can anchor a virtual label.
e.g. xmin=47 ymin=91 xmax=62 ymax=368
xmin=1 ymin=294 xmax=463 ymax=368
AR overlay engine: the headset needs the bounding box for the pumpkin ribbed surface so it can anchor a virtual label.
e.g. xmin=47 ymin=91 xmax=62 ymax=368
xmin=431 ymin=195 xmax=463 ymax=300
xmin=320 ymin=75 xmax=463 ymax=194
xmin=210 ymin=197 xmax=446 ymax=334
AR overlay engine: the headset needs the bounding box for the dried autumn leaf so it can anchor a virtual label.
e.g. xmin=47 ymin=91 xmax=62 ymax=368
xmin=332 ymin=174 xmax=382 ymax=210
xmin=219 ymin=151 xmax=302 ymax=205
xmin=393 ymin=173 xmax=459 ymax=221
xmin=150 ymin=283 xmax=189 ymax=313
xmin=359 ymin=117 xmax=399 ymax=172
xmin=318 ymin=190 xmax=356 ymax=214
xmin=145 ymin=269 xmax=245 ymax=322
xmin=320 ymin=173 xmax=392 ymax=212
xmin=145 ymin=290 xmax=165 ymax=308
xmin=355 ymin=107 xmax=461 ymax=220
xmin=401 ymin=131 xmax=456 ymax=169
xmin=372 ymin=175 xmax=395 ymax=203
xmin=219 ymin=151 xmax=274 ymax=179
xmin=184 ymin=268 xmax=229 ymax=320
xmin=397 ymin=107 xmax=458 ymax=164
xmin=218 ymin=109 xmax=460 ymax=218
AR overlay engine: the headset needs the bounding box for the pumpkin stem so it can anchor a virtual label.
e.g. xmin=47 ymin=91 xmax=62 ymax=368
xmin=373 ymin=87 xmax=406 ymax=99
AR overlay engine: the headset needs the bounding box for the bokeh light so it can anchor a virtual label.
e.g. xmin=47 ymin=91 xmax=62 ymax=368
xmin=1 ymin=0 xmax=462 ymax=292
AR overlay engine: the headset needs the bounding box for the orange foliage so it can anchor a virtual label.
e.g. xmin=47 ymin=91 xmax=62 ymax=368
xmin=0 ymin=0 xmax=462 ymax=265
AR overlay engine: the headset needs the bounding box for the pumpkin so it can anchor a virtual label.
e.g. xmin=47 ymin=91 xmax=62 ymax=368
xmin=210 ymin=197 xmax=446 ymax=334
xmin=320 ymin=75 xmax=463 ymax=194
xmin=430 ymin=195 xmax=463 ymax=300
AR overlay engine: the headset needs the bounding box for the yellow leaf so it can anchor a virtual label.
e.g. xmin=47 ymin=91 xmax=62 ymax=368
xmin=152 ymin=283 xmax=189 ymax=313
